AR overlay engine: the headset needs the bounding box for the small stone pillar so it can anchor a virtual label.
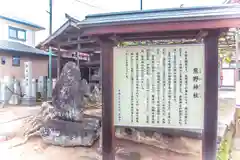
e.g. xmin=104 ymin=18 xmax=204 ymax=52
xmin=47 ymin=78 xmax=52 ymax=100
xmin=0 ymin=76 xmax=14 ymax=107
xmin=52 ymin=78 xmax=57 ymax=89
xmin=9 ymin=79 xmax=21 ymax=105
xmin=4 ymin=76 xmax=13 ymax=103
xmin=38 ymin=76 xmax=43 ymax=97
xmin=38 ymin=76 xmax=47 ymax=100
xmin=32 ymin=78 xmax=37 ymax=100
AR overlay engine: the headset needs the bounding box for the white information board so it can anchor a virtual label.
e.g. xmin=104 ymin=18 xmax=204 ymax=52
xmin=113 ymin=44 xmax=204 ymax=129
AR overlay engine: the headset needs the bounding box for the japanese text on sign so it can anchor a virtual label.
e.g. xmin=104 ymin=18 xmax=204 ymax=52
xmin=113 ymin=44 xmax=204 ymax=129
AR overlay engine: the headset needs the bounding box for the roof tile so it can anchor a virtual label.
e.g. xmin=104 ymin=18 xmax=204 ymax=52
xmin=0 ymin=40 xmax=51 ymax=56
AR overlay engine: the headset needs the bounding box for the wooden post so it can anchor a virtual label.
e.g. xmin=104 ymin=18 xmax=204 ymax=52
xmin=203 ymin=30 xmax=220 ymax=160
xmin=100 ymin=38 xmax=115 ymax=160
xmin=89 ymin=67 xmax=91 ymax=82
xmin=57 ymin=45 xmax=61 ymax=79
xmin=77 ymin=40 xmax=81 ymax=69
xmin=100 ymin=53 xmax=102 ymax=88
xmin=76 ymin=53 xmax=80 ymax=68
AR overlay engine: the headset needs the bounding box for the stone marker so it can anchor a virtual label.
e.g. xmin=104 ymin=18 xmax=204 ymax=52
xmin=38 ymin=76 xmax=47 ymax=100
xmin=21 ymin=62 xmax=36 ymax=106
xmin=42 ymin=61 xmax=100 ymax=146
xmin=52 ymin=62 xmax=85 ymax=118
xmin=52 ymin=78 xmax=57 ymax=89
xmin=47 ymin=78 xmax=52 ymax=100
xmin=32 ymin=79 xmax=37 ymax=100
xmin=9 ymin=79 xmax=21 ymax=105
xmin=0 ymin=76 xmax=14 ymax=107
xmin=38 ymin=76 xmax=43 ymax=95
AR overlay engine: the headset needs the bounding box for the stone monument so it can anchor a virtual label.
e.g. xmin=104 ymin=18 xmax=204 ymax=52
xmin=39 ymin=62 xmax=101 ymax=147
xmin=21 ymin=62 xmax=36 ymax=106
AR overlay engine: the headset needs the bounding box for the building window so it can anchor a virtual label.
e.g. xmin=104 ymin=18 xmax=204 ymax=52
xmin=12 ymin=56 xmax=20 ymax=66
xmin=8 ymin=26 xmax=26 ymax=41
xmin=1 ymin=57 xmax=6 ymax=65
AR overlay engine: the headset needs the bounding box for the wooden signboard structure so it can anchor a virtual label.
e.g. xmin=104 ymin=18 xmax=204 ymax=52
xmin=81 ymin=5 xmax=240 ymax=160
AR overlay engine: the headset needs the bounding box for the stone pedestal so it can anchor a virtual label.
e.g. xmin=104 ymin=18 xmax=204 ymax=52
xmin=40 ymin=118 xmax=101 ymax=147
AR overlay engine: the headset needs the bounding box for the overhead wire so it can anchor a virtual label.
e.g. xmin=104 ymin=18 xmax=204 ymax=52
xmin=74 ymin=0 xmax=108 ymax=11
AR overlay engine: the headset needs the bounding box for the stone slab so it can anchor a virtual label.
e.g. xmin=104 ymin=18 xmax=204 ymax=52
xmin=40 ymin=118 xmax=101 ymax=147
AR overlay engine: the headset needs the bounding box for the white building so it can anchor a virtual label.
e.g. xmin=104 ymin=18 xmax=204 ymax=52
xmin=0 ymin=15 xmax=52 ymax=79
xmin=0 ymin=15 xmax=44 ymax=47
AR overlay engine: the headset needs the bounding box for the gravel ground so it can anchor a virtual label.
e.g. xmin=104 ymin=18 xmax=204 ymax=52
xmin=0 ymin=91 xmax=236 ymax=160
xmin=0 ymin=106 xmax=200 ymax=160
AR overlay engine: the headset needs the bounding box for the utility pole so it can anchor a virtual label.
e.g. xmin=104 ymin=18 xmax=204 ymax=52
xmin=48 ymin=0 xmax=53 ymax=100
xmin=140 ymin=0 xmax=143 ymax=10
xmin=49 ymin=0 xmax=52 ymax=35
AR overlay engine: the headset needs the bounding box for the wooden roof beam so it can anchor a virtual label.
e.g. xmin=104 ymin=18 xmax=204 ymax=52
xmin=82 ymin=19 xmax=240 ymax=36
xmin=57 ymin=39 xmax=96 ymax=46
xmin=67 ymin=47 xmax=101 ymax=53
xmin=115 ymin=31 xmax=199 ymax=41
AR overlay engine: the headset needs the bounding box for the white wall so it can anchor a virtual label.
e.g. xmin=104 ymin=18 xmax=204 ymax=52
xmin=0 ymin=18 xmax=36 ymax=47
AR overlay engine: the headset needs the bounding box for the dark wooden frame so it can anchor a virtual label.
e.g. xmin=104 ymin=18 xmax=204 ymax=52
xmin=100 ymin=39 xmax=115 ymax=159
xmin=203 ymin=30 xmax=219 ymax=160
xmin=85 ymin=19 xmax=238 ymax=159
xmin=97 ymin=32 xmax=220 ymax=160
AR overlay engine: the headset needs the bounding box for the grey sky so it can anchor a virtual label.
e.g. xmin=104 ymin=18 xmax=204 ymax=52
xmin=0 ymin=0 xmax=224 ymax=45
